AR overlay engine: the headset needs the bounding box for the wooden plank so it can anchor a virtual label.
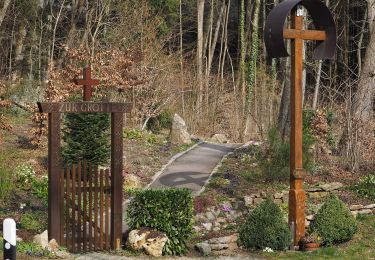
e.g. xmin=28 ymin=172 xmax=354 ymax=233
xmin=60 ymin=170 xmax=65 ymax=246
xmin=111 ymin=113 xmax=124 ymax=250
xmin=100 ymin=169 xmax=104 ymax=250
xmin=94 ymin=166 xmax=99 ymax=250
xmin=77 ymin=162 xmax=82 ymax=251
xmin=105 ymin=169 xmax=110 ymax=250
xmin=38 ymin=102 xmax=132 ymax=114
xmin=48 ymin=112 xmax=61 ymax=243
xmin=71 ymin=164 xmax=76 ymax=253
xmin=66 ymin=168 xmax=71 ymax=250
xmin=82 ymin=161 xmax=87 ymax=251
xmin=88 ymin=163 xmax=93 ymax=251
xmin=283 ymin=28 xmax=326 ymax=41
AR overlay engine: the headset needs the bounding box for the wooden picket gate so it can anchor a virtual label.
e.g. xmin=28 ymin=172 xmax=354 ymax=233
xmin=59 ymin=161 xmax=112 ymax=252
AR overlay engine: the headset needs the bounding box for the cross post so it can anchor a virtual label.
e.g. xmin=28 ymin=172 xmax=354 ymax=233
xmin=285 ymin=7 xmax=327 ymax=245
xmin=75 ymin=67 xmax=100 ymax=101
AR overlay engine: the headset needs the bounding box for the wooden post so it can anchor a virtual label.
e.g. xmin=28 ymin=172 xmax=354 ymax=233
xmin=111 ymin=112 xmax=123 ymax=250
xmin=289 ymin=7 xmax=306 ymax=246
xmin=48 ymin=112 xmax=61 ymax=243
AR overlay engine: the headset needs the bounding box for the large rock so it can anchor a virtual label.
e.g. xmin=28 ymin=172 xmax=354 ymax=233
xmin=126 ymin=228 xmax=168 ymax=257
xmin=170 ymin=114 xmax=191 ymax=145
xmin=195 ymin=242 xmax=211 ymax=255
xmin=33 ymin=230 xmax=48 ymax=249
xmin=210 ymin=134 xmax=229 ymax=144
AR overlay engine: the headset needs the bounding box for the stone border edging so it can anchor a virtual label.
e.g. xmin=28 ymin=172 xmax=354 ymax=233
xmin=196 ymin=142 xmax=245 ymax=196
xmin=145 ymin=141 xmax=204 ymax=189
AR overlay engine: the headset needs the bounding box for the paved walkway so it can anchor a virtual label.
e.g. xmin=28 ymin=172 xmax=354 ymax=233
xmin=148 ymin=142 xmax=240 ymax=195
xmin=75 ymin=253 xmax=260 ymax=259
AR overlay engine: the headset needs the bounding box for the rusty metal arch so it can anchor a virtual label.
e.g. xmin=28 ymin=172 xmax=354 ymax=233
xmin=264 ymin=0 xmax=336 ymax=59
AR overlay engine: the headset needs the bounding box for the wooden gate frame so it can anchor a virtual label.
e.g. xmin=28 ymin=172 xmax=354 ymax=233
xmin=38 ymin=102 xmax=131 ymax=250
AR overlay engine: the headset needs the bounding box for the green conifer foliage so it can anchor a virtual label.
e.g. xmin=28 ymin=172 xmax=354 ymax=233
xmin=62 ymin=113 xmax=110 ymax=166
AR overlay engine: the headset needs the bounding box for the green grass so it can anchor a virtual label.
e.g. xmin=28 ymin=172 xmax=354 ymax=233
xmin=264 ymin=215 xmax=375 ymax=259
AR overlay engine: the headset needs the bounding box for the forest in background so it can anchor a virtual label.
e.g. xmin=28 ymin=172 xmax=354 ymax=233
xmin=0 ymin=0 xmax=373 ymax=174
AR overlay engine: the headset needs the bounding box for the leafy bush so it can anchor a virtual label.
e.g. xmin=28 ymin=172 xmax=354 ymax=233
xmin=124 ymin=128 xmax=143 ymax=140
xmin=15 ymin=164 xmax=36 ymax=187
xmin=147 ymin=109 xmax=173 ymax=133
xmin=127 ymin=188 xmax=193 ymax=255
xmin=19 ymin=212 xmax=47 ymax=233
xmin=349 ymin=174 xmax=375 ymax=201
xmin=310 ymin=194 xmax=357 ymax=245
xmin=239 ymin=198 xmax=291 ymax=250
xmin=0 ymin=160 xmax=14 ymax=206
xmin=31 ymin=176 xmax=48 ymax=205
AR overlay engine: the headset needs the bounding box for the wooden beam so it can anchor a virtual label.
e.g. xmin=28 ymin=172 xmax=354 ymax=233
xmin=284 ymin=29 xmax=326 ymax=41
xmin=38 ymin=102 xmax=132 ymax=114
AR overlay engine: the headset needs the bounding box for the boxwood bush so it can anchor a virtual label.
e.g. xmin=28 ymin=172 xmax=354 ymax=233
xmin=310 ymin=194 xmax=357 ymax=245
xmin=127 ymin=188 xmax=193 ymax=255
xmin=239 ymin=198 xmax=291 ymax=250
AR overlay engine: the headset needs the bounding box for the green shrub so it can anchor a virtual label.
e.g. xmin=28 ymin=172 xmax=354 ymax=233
xmin=31 ymin=176 xmax=48 ymax=205
xmin=310 ymin=194 xmax=357 ymax=245
xmin=19 ymin=212 xmax=47 ymax=233
xmin=349 ymin=174 xmax=375 ymax=201
xmin=62 ymin=112 xmax=110 ymax=166
xmin=147 ymin=109 xmax=173 ymax=133
xmin=124 ymin=128 xmax=143 ymax=140
xmin=127 ymin=188 xmax=193 ymax=255
xmin=0 ymin=161 xmax=14 ymax=206
xmin=239 ymin=198 xmax=291 ymax=250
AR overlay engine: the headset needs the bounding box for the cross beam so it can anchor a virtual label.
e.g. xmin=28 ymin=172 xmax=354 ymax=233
xmin=283 ymin=29 xmax=326 ymax=41
xmin=75 ymin=67 xmax=100 ymax=101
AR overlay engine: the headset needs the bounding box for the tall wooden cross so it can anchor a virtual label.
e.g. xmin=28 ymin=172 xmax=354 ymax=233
xmin=75 ymin=67 xmax=100 ymax=101
xmin=264 ymin=0 xmax=336 ymax=246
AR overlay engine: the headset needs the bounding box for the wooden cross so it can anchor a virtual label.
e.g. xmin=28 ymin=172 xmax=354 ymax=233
xmin=285 ymin=7 xmax=329 ymax=246
xmin=265 ymin=1 xmax=336 ymax=247
xmin=75 ymin=67 xmax=100 ymax=101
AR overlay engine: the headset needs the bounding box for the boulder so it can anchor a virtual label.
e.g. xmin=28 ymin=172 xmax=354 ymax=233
xmin=210 ymin=134 xmax=228 ymax=144
xmin=170 ymin=114 xmax=191 ymax=144
xmin=33 ymin=230 xmax=48 ymax=249
xmin=350 ymin=205 xmax=363 ymax=211
xmin=126 ymin=228 xmax=168 ymax=257
xmin=143 ymin=232 xmax=168 ymax=257
xmin=195 ymin=242 xmax=211 ymax=255
xmin=319 ymin=182 xmax=343 ymax=191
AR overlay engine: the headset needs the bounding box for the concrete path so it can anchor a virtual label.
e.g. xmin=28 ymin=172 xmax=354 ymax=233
xmin=148 ymin=142 xmax=240 ymax=196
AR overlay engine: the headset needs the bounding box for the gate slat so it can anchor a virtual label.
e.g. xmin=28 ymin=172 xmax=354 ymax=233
xmin=83 ymin=161 xmax=87 ymax=252
xmin=60 ymin=170 xmax=64 ymax=246
xmin=77 ymin=162 xmax=82 ymax=251
xmin=88 ymin=163 xmax=93 ymax=251
xmin=105 ymin=169 xmax=110 ymax=250
xmin=66 ymin=167 xmax=71 ymax=250
xmin=71 ymin=164 xmax=76 ymax=253
xmin=94 ymin=166 xmax=99 ymax=250
xmin=100 ymin=169 xmax=104 ymax=250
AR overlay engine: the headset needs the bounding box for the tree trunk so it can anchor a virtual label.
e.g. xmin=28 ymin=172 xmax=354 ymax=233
xmin=197 ymin=0 xmax=205 ymax=114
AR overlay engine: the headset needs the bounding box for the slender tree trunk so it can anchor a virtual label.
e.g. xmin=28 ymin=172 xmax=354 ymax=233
xmin=197 ymin=0 xmax=205 ymax=114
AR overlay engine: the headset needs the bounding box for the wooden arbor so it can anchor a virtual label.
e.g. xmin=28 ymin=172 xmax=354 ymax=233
xmin=264 ymin=0 xmax=336 ymax=246
xmin=38 ymin=68 xmax=131 ymax=250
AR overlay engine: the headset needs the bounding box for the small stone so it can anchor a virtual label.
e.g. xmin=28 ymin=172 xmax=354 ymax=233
xmin=193 ymin=226 xmax=201 ymax=232
xmin=260 ymin=191 xmax=267 ymax=197
xmin=358 ymin=209 xmax=372 ymax=215
xmin=305 ymin=219 xmax=310 ymax=227
xmin=206 ymin=211 xmax=216 ymax=221
xmin=195 ymin=242 xmax=211 ymax=255
xmin=351 ymin=211 xmax=358 ymax=218
xmin=306 ymin=187 xmax=324 ymax=192
xmin=364 ymin=204 xmax=375 ymax=209
xmin=210 ymin=244 xmax=229 ymax=251
xmin=308 ymin=191 xmax=328 ymax=199
xmin=208 ymin=234 xmax=238 ymax=244
xmin=254 ymin=198 xmax=264 ymax=205
xmin=55 ymin=250 xmax=71 ymax=258
xmin=216 ymin=217 xmax=226 ymax=224
xmin=244 ymin=196 xmax=253 ymax=207
xmin=274 ymin=193 xmax=283 ymax=199
xmin=16 ymin=236 xmax=23 ymax=242
xmin=213 ymin=227 xmax=220 ymax=232
xmin=319 ymin=182 xmax=343 ymax=191
xmin=33 ymin=230 xmax=48 ymax=249
xmin=282 ymin=190 xmax=289 ymax=195
xmin=306 ymin=214 xmax=315 ymax=221
xmin=47 ymin=239 xmax=59 ymax=252
xmin=202 ymin=222 xmax=213 ymax=231
xmin=350 ymin=205 xmax=363 ymax=211
xmin=274 ymin=199 xmax=283 ymax=205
